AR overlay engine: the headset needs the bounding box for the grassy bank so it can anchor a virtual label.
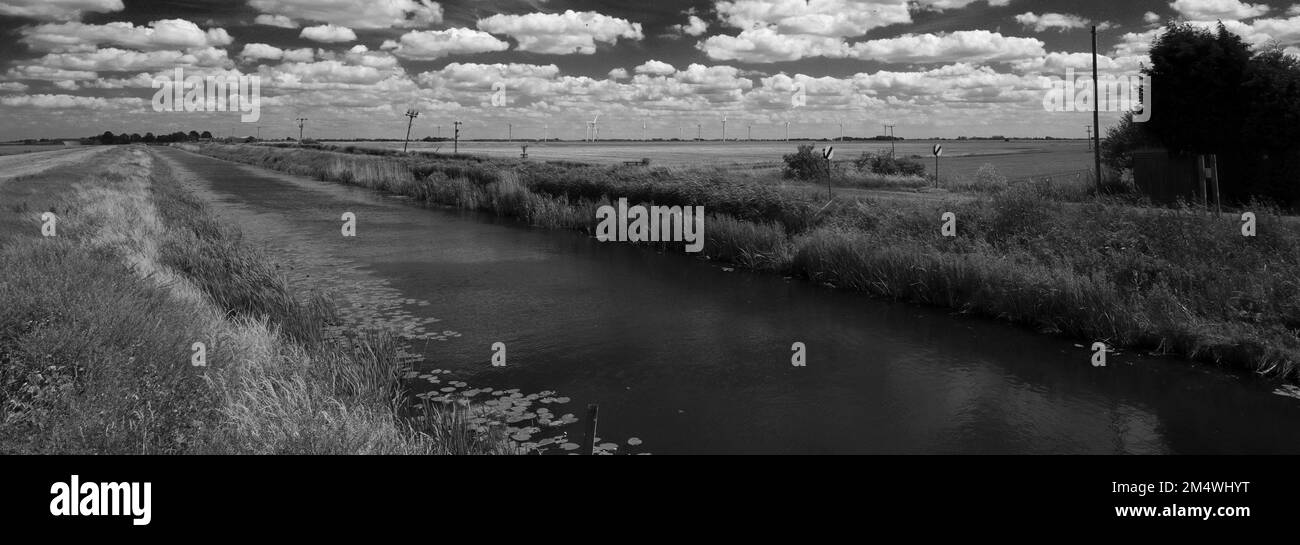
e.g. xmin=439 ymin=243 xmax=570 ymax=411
xmin=0 ymin=146 xmax=514 ymax=453
xmin=179 ymin=143 xmax=1300 ymax=381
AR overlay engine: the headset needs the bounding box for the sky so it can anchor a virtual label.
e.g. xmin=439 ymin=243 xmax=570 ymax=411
xmin=2 ymin=0 xmax=1300 ymax=141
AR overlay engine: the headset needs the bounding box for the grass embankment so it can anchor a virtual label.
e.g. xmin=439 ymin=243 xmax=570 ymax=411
xmin=0 ymin=146 xmax=513 ymax=453
xmin=180 ymin=143 xmax=1300 ymax=380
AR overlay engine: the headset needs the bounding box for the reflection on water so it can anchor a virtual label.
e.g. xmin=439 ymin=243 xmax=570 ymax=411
xmin=163 ymin=148 xmax=1300 ymax=454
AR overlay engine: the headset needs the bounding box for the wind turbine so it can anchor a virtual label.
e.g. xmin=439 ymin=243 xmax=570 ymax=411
xmin=590 ymin=114 xmax=600 ymax=141
xmin=722 ymin=114 xmax=728 ymax=142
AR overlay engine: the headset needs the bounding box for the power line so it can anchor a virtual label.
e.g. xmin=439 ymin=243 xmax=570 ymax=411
xmin=403 ymin=109 xmax=419 ymax=152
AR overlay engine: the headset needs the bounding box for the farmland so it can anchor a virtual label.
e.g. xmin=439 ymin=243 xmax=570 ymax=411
xmin=0 ymin=144 xmax=79 ymax=156
xmin=334 ymin=139 xmax=1094 ymax=182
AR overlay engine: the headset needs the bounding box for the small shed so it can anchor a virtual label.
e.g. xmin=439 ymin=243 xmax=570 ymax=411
xmin=1131 ymin=146 xmax=1202 ymax=204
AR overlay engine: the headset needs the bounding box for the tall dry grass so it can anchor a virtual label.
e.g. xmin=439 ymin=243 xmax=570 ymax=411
xmin=0 ymin=146 xmax=515 ymax=454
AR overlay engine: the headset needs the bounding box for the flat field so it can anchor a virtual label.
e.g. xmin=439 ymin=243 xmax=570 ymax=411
xmin=0 ymin=144 xmax=77 ymax=156
xmin=334 ymin=139 xmax=1093 ymax=181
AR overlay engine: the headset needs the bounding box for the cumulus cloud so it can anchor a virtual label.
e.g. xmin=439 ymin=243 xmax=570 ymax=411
xmin=0 ymin=0 xmax=123 ymax=21
xmin=699 ymin=28 xmax=849 ymax=62
xmin=635 ymin=60 xmax=677 ymax=76
xmin=20 ymin=19 xmax=233 ymax=53
xmin=249 ymin=0 xmax=442 ymax=29
xmin=0 ymin=93 xmax=140 ymax=109
xmin=254 ymin=14 xmax=298 ymax=28
xmin=849 ymin=31 xmax=1047 ymax=63
xmin=300 ymin=24 xmax=356 ymax=43
xmin=1014 ymin=12 xmax=1093 ymax=32
xmin=239 ymin=43 xmax=316 ymax=62
xmin=380 ymin=28 xmax=509 ymax=60
xmin=1169 ymin=0 xmax=1270 ymax=21
xmin=672 ymin=15 xmax=709 ymax=36
xmin=477 ymin=10 xmax=643 ymax=54
xmin=258 ymin=60 xmax=400 ymax=89
xmin=702 ymin=28 xmax=1044 ymax=64
xmin=22 ymin=47 xmax=231 ymax=73
xmin=715 ymin=0 xmax=912 ymax=37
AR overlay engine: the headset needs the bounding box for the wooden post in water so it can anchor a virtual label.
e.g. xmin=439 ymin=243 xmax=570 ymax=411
xmin=581 ymin=403 xmax=599 ymax=455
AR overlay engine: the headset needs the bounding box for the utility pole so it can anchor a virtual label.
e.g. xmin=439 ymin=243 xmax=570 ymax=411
xmin=748 ymin=124 xmax=752 ymax=141
xmin=453 ymin=120 xmax=462 ymax=154
xmin=883 ymin=124 xmax=896 ymax=157
xmin=437 ymin=125 xmax=441 ymax=139
xmin=296 ymin=117 xmax=307 ymax=141
xmin=1085 ymin=125 xmax=1092 ymax=151
xmin=697 ymin=123 xmax=702 ymax=141
xmin=1092 ymin=25 xmax=1103 ymax=193
xmin=403 ymin=109 xmax=419 ymax=152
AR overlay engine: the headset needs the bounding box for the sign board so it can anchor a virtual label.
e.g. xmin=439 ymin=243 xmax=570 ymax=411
xmin=822 ymin=146 xmax=834 ymax=160
xmin=933 ymin=144 xmax=943 ymax=157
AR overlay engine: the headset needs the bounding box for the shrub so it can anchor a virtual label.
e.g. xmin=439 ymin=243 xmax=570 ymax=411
xmin=971 ymin=163 xmax=1007 ymax=192
xmin=782 ymin=145 xmax=831 ymax=180
xmin=856 ymin=152 xmax=926 ymax=176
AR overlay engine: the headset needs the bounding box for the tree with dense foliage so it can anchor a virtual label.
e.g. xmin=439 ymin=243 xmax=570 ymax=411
xmin=1105 ymin=22 xmax=1300 ymax=206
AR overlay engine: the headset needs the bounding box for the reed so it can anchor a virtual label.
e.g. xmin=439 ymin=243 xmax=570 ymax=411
xmin=179 ymin=143 xmax=1300 ymax=380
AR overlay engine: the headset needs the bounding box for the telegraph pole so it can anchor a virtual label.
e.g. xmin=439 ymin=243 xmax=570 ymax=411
xmin=1092 ymin=25 xmax=1103 ymax=193
xmin=453 ymin=120 xmax=462 ymax=154
xmin=296 ymin=117 xmax=307 ymax=142
xmin=403 ymin=109 xmax=419 ymax=152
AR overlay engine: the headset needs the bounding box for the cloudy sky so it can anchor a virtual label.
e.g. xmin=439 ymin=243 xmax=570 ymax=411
xmin=2 ymin=0 xmax=1299 ymax=141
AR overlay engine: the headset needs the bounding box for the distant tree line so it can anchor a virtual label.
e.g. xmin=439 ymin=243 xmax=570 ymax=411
xmin=1104 ymin=22 xmax=1300 ymax=206
xmin=93 ymin=130 xmax=213 ymax=145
